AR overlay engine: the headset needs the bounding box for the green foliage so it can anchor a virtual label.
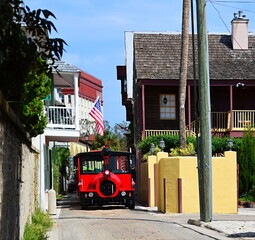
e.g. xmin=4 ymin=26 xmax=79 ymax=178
xmin=52 ymin=147 xmax=70 ymax=194
xmin=23 ymin=209 xmax=52 ymax=240
xmin=138 ymin=135 xmax=243 ymax=156
xmin=90 ymin=121 xmax=129 ymax=151
xmin=238 ymin=130 xmax=255 ymax=195
xmin=170 ymin=142 xmax=196 ymax=156
xmin=92 ymin=129 xmax=126 ymax=151
xmin=239 ymin=195 xmax=255 ymax=202
xmin=239 ymin=185 xmax=255 ymax=202
xmin=20 ymin=62 xmax=52 ymax=137
xmin=142 ymin=146 xmax=161 ymax=161
xmin=211 ymin=137 xmax=228 ymax=155
xmin=138 ymin=135 xmax=188 ymax=154
xmin=0 ymin=0 xmax=66 ymax=137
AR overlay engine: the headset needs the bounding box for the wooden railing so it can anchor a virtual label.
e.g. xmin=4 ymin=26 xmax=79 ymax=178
xmin=143 ymin=110 xmax=255 ymax=139
xmin=45 ymin=106 xmax=76 ymax=129
xmin=232 ymin=110 xmax=255 ymax=130
xmin=211 ymin=112 xmax=229 ymax=132
xmin=143 ymin=130 xmax=195 ymax=138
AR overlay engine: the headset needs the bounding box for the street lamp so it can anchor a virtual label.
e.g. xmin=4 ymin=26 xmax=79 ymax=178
xmin=159 ymin=138 xmax=165 ymax=152
xmin=227 ymin=138 xmax=233 ymax=151
xmin=150 ymin=143 xmax=155 ymax=155
xmin=84 ymin=133 xmax=89 ymax=152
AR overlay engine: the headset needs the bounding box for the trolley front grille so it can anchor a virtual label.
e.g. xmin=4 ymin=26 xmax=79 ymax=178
xmin=100 ymin=180 xmax=116 ymax=196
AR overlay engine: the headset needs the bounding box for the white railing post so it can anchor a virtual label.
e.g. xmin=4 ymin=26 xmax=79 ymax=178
xmin=74 ymin=73 xmax=80 ymax=131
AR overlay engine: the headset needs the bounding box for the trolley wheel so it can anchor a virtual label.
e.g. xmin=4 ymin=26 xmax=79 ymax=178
xmin=128 ymin=202 xmax=135 ymax=210
xmin=128 ymin=195 xmax=135 ymax=210
xmin=81 ymin=201 xmax=88 ymax=210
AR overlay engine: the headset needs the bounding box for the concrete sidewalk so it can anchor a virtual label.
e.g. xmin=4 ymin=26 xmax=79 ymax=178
xmin=135 ymin=205 xmax=255 ymax=239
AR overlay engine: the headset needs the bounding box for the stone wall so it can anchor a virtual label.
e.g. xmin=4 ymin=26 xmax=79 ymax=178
xmin=0 ymin=94 xmax=39 ymax=240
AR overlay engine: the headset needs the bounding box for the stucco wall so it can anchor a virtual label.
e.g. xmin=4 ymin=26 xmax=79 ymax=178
xmin=0 ymin=94 xmax=39 ymax=240
xmin=140 ymin=162 xmax=148 ymax=204
xmin=157 ymin=151 xmax=237 ymax=214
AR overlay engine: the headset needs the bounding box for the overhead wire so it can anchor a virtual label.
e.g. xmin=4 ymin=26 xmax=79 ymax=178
xmin=207 ymin=0 xmax=255 ymax=79
xmin=211 ymin=2 xmax=255 ymax=13
xmin=210 ymin=0 xmax=255 ymax=3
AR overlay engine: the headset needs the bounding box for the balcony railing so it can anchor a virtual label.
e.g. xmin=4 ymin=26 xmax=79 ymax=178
xmin=143 ymin=110 xmax=255 ymax=139
xmin=45 ymin=106 xmax=76 ymax=129
xmin=211 ymin=112 xmax=229 ymax=132
xmin=232 ymin=110 xmax=255 ymax=129
xmin=143 ymin=130 xmax=196 ymax=138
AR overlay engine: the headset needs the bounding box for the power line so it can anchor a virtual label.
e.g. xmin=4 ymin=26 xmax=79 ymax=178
xmin=209 ymin=0 xmax=232 ymax=33
xmin=209 ymin=2 xmax=255 ymax=14
xmin=208 ymin=0 xmax=254 ymax=79
xmin=210 ymin=0 xmax=255 ymax=3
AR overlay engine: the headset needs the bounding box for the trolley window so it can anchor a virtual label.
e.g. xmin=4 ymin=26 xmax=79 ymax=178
xmin=80 ymin=154 xmax=131 ymax=174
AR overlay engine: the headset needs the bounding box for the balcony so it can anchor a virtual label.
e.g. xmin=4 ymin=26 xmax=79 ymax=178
xmin=45 ymin=106 xmax=76 ymax=129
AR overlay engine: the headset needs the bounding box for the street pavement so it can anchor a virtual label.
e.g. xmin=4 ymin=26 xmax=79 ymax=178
xmin=48 ymin=196 xmax=255 ymax=239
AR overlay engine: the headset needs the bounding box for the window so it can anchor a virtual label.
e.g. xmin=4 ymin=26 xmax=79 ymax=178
xmin=80 ymin=155 xmax=131 ymax=174
xmin=68 ymin=94 xmax=72 ymax=104
xmin=160 ymin=94 xmax=176 ymax=120
xmin=61 ymin=94 xmax=64 ymax=104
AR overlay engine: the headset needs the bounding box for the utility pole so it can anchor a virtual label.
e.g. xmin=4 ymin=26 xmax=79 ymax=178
xmin=196 ymin=0 xmax=212 ymax=222
xmin=179 ymin=0 xmax=190 ymax=149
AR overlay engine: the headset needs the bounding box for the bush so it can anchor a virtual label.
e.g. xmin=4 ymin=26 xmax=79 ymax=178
xmin=238 ymin=130 xmax=255 ymax=196
xmin=23 ymin=209 xmax=53 ymax=240
xmin=138 ymin=135 xmax=180 ymax=154
xmin=170 ymin=142 xmax=196 ymax=156
xmin=138 ymin=135 xmax=242 ymax=156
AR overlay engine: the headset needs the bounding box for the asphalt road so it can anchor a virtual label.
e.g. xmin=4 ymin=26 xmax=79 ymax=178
xmin=48 ymin=194 xmax=232 ymax=240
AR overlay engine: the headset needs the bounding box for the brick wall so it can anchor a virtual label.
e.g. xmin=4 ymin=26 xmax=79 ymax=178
xmin=0 ymin=94 xmax=39 ymax=240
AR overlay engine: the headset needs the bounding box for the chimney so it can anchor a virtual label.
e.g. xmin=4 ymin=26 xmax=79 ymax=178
xmin=231 ymin=11 xmax=249 ymax=50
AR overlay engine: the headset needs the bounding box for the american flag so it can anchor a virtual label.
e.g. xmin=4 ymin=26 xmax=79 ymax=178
xmin=89 ymin=96 xmax=104 ymax=136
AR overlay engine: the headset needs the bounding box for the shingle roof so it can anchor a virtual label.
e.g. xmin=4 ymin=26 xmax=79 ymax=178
xmin=133 ymin=33 xmax=255 ymax=80
xmin=51 ymin=60 xmax=81 ymax=73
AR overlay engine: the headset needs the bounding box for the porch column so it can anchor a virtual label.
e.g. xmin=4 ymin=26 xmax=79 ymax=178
xmin=230 ymin=85 xmax=233 ymax=131
xmin=141 ymin=84 xmax=145 ymax=135
xmin=74 ymin=73 xmax=80 ymax=131
xmin=188 ymin=85 xmax=191 ymax=131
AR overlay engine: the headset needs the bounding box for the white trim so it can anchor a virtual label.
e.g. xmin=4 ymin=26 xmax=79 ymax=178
xmin=74 ymin=73 xmax=80 ymax=131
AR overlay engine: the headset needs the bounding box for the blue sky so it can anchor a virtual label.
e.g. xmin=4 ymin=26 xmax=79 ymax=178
xmin=25 ymin=0 xmax=255 ymax=126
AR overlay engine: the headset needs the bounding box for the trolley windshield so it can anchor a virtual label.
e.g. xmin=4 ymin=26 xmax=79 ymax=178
xmin=80 ymin=154 xmax=131 ymax=174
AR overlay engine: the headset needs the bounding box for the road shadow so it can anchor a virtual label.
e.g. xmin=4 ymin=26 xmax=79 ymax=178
xmin=57 ymin=193 xmax=134 ymax=211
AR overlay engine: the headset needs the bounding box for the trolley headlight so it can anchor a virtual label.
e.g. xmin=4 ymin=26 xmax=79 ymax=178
xmin=104 ymin=169 xmax=110 ymax=175
xmin=88 ymin=192 xmax=94 ymax=198
xmin=121 ymin=191 xmax=126 ymax=197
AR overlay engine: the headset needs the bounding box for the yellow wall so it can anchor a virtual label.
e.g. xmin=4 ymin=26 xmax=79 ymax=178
xmin=212 ymin=151 xmax=237 ymax=213
xmin=157 ymin=151 xmax=237 ymax=214
xmin=147 ymin=155 xmax=157 ymax=206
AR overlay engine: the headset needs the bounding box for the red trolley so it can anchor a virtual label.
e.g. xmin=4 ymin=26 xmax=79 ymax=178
xmin=73 ymin=147 xmax=135 ymax=210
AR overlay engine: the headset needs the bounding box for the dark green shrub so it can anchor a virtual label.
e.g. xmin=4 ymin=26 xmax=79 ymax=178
xmin=211 ymin=137 xmax=228 ymax=155
xmin=138 ymin=135 xmax=179 ymax=154
xmin=238 ymin=130 xmax=255 ymax=196
xmin=138 ymin=135 xmax=241 ymax=155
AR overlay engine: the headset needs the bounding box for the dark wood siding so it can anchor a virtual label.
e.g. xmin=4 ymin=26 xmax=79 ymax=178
xmin=233 ymin=87 xmax=255 ymax=110
xmin=145 ymin=86 xmax=179 ymax=130
xmin=210 ymin=86 xmax=230 ymax=112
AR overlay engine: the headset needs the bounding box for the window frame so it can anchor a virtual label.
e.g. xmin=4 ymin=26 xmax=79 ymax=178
xmin=159 ymin=94 xmax=176 ymax=120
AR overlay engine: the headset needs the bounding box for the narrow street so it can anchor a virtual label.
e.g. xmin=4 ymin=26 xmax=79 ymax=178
xmin=48 ymin=194 xmax=229 ymax=240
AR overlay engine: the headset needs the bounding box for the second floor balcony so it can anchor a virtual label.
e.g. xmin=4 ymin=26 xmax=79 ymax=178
xmin=45 ymin=106 xmax=76 ymax=129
